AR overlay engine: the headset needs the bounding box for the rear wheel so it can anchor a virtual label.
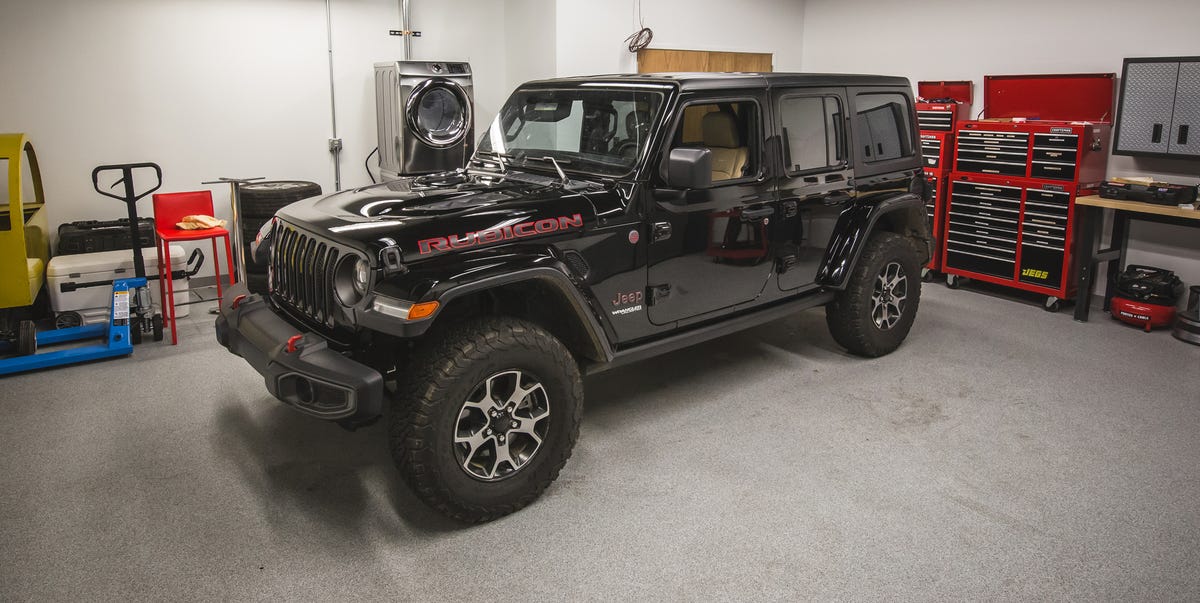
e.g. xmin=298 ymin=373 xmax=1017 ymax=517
xmin=826 ymin=232 xmax=922 ymax=357
xmin=389 ymin=317 xmax=582 ymax=522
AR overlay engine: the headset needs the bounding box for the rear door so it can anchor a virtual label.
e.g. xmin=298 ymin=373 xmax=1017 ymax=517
xmin=771 ymin=87 xmax=854 ymax=291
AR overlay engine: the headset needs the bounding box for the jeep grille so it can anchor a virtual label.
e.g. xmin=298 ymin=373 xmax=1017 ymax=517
xmin=271 ymin=222 xmax=341 ymax=327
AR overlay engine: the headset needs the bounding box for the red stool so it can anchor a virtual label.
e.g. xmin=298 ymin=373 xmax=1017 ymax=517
xmin=151 ymin=190 xmax=234 ymax=345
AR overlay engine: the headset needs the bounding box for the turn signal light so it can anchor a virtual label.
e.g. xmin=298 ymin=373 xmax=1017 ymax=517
xmin=408 ymin=301 xmax=439 ymax=320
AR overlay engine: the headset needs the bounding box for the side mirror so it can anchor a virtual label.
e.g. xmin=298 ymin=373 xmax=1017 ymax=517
xmin=666 ymin=148 xmax=712 ymax=190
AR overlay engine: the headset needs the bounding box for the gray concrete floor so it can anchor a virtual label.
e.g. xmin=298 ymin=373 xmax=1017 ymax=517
xmin=1 ymin=283 xmax=1199 ymax=601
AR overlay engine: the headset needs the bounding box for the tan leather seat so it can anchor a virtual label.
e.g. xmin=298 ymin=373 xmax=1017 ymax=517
xmin=701 ymin=111 xmax=748 ymax=181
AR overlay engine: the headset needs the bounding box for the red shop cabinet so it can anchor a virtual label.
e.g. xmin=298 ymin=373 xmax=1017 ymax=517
xmin=920 ymin=131 xmax=955 ymax=171
xmin=943 ymin=73 xmax=1115 ymax=311
xmin=923 ymin=168 xmax=950 ymax=273
xmin=916 ymin=80 xmax=974 ymax=131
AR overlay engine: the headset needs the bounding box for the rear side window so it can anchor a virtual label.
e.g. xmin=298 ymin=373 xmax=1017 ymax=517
xmin=778 ymin=95 xmax=844 ymax=174
xmin=855 ymin=93 xmax=913 ymax=162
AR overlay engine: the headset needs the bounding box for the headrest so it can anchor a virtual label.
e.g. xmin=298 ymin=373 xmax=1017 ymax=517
xmin=702 ymin=111 xmax=741 ymax=148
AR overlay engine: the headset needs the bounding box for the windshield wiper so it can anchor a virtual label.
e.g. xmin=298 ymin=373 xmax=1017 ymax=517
xmin=524 ymin=156 xmax=572 ymax=185
xmin=475 ymin=150 xmax=513 ymax=173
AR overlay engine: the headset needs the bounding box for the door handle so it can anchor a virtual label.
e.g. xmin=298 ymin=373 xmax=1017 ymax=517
xmin=652 ymin=221 xmax=672 ymax=242
xmin=1179 ymin=125 xmax=1190 ymax=145
xmin=822 ymin=192 xmax=853 ymax=206
xmin=1152 ymin=124 xmax=1163 ymax=144
xmin=740 ymin=206 xmax=775 ymax=221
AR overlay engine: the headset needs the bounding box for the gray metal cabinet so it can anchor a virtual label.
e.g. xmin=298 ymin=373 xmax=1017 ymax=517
xmin=1114 ymin=57 xmax=1200 ymax=159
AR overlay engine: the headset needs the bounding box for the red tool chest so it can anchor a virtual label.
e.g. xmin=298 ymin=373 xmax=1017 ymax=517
xmin=917 ymin=81 xmax=972 ymax=276
xmin=916 ymin=81 xmax=975 ymax=130
xmin=942 ymin=73 xmax=1115 ymax=310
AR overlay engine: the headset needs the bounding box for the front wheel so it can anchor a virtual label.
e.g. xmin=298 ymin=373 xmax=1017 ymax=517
xmin=389 ymin=317 xmax=583 ymax=522
xmin=825 ymin=232 xmax=923 ymax=357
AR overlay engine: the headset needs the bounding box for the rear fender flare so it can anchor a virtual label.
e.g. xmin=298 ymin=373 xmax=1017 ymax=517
xmin=816 ymin=193 xmax=930 ymax=288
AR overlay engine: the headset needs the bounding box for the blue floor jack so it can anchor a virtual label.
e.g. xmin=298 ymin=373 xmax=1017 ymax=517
xmin=0 ymin=162 xmax=164 ymax=376
xmin=0 ymin=277 xmax=145 ymax=375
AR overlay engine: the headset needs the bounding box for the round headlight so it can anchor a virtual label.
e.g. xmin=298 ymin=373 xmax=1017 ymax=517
xmin=353 ymin=258 xmax=370 ymax=295
xmin=334 ymin=255 xmax=370 ymax=306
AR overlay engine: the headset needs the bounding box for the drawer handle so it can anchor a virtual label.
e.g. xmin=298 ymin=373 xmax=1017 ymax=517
xmin=1152 ymin=124 xmax=1163 ymax=144
xmin=1179 ymin=125 xmax=1190 ymax=146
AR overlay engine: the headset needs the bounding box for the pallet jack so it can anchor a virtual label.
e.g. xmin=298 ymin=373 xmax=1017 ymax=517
xmin=0 ymin=162 xmax=165 ymax=376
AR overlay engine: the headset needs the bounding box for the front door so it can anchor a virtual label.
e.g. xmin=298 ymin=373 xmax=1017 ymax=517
xmin=771 ymin=87 xmax=855 ymax=291
xmin=646 ymin=94 xmax=777 ymax=325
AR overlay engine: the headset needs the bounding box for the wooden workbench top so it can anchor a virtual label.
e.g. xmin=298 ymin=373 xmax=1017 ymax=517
xmin=1076 ymin=195 xmax=1200 ymax=220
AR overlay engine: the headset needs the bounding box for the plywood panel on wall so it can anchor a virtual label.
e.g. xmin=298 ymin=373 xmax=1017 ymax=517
xmin=638 ymin=49 xmax=773 ymax=73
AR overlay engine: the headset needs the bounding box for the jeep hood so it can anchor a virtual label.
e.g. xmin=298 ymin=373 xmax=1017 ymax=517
xmin=275 ymin=175 xmax=612 ymax=262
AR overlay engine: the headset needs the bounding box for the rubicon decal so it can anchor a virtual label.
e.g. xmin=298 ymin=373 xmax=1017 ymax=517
xmin=417 ymin=214 xmax=583 ymax=255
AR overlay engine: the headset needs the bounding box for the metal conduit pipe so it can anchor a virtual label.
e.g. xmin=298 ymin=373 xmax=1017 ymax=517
xmin=402 ymin=0 xmax=413 ymax=60
xmin=325 ymin=0 xmax=342 ymax=191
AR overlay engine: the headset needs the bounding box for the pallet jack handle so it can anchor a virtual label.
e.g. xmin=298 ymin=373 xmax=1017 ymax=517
xmin=91 ymin=162 xmax=162 ymax=281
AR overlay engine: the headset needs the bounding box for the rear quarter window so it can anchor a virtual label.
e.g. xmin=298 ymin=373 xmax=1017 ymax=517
xmin=855 ymin=93 xmax=914 ymax=163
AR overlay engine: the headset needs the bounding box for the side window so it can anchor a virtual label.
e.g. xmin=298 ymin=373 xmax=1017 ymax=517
xmin=855 ymin=93 xmax=914 ymax=162
xmin=779 ymin=95 xmax=845 ymax=174
xmin=672 ymin=101 xmax=758 ymax=183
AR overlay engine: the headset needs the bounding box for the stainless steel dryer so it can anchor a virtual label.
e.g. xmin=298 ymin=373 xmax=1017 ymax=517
xmin=374 ymin=61 xmax=474 ymax=178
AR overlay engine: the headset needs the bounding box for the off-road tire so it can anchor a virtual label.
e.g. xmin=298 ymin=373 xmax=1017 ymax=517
xmin=238 ymin=181 xmax=322 ymax=219
xmin=389 ymin=317 xmax=583 ymax=522
xmin=826 ymin=231 xmax=922 ymax=357
xmin=244 ymin=272 xmax=269 ymax=295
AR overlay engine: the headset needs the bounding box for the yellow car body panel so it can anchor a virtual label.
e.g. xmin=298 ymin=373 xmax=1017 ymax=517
xmin=0 ymin=133 xmax=49 ymax=310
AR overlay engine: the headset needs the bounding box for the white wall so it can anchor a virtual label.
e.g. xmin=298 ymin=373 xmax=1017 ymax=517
xmin=506 ymin=0 xmax=557 ymax=88
xmin=801 ymin=0 xmax=1200 ymax=287
xmin=553 ymin=0 xmax=806 ymax=77
xmin=0 ymin=0 xmax=507 ymax=278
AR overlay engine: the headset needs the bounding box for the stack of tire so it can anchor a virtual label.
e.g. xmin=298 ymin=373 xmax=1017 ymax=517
xmin=238 ymin=181 xmax=323 ymax=294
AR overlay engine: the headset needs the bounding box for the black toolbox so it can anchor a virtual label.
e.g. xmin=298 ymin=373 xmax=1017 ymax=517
xmin=57 ymin=218 xmax=157 ymax=255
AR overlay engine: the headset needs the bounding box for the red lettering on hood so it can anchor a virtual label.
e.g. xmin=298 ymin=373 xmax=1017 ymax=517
xmin=416 ymin=213 xmax=584 ymax=255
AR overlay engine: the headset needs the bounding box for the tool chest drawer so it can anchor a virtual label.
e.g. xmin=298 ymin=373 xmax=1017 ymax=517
xmin=948 ymin=212 xmax=1019 ymax=235
xmin=956 ymin=158 xmax=1027 ymax=176
xmin=957 ymin=130 xmax=1030 ymax=148
xmin=1021 ymin=221 xmax=1065 ymax=239
xmin=953 ymin=180 xmax=1022 ymax=200
xmin=1022 ymin=209 xmax=1069 ymax=229
xmin=1032 ymin=147 xmax=1078 ymax=163
xmin=1030 ymin=161 xmax=1077 ymax=180
xmin=1018 ymin=244 xmax=1066 ymax=288
xmin=1033 ymin=133 xmax=1079 ymax=149
xmin=918 ymin=110 xmax=955 ymax=131
xmin=1025 ymin=188 xmax=1071 ymax=208
xmin=946 ymin=248 xmax=1016 ymax=279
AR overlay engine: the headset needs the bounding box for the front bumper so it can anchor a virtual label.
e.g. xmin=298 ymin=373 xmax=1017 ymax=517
xmin=214 ymin=284 xmax=384 ymax=421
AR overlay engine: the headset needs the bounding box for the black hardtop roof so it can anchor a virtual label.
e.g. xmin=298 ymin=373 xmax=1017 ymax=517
xmin=522 ymin=72 xmax=912 ymax=91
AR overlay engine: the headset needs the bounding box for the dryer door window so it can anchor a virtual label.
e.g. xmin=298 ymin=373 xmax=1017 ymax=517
xmin=407 ymin=81 xmax=471 ymax=148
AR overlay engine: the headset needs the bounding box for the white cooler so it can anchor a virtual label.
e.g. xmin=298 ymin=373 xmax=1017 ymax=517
xmin=47 ymin=245 xmax=191 ymax=325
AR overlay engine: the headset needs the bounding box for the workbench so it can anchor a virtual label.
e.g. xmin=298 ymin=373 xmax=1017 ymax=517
xmin=1073 ymin=195 xmax=1200 ymax=321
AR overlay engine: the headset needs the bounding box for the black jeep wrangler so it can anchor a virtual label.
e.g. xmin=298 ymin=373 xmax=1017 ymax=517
xmin=216 ymin=72 xmax=931 ymax=522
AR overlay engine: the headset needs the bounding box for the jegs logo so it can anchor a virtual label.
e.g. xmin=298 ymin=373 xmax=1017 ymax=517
xmin=1021 ymin=268 xmax=1049 ymax=280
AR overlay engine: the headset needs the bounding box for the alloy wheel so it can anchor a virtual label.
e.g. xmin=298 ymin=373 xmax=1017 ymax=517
xmin=454 ymin=370 xmax=551 ymax=481
xmin=872 ymin=261 xmax=908 ymax=330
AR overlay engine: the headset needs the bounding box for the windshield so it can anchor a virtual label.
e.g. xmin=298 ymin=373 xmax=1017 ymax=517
xmin=478 ymin=86 xmax=665 ymax=178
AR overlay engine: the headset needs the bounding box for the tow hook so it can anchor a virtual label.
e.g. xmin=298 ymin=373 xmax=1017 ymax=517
xmin=285 ymin=334 xmax=304 ymax=354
